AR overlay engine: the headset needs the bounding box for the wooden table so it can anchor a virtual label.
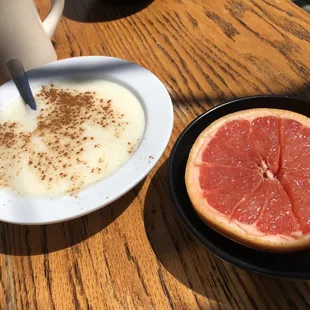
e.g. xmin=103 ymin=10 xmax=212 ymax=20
xmin=1 ymin=0 xmax=310 ymax=309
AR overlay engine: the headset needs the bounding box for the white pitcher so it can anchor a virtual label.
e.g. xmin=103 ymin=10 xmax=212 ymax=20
xmin=0 ymin=0 xmax=65 ymax=83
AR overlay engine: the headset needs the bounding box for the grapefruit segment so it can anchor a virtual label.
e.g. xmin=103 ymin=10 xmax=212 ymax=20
xmin=249 ymin=117 xmax=280 ymax=174
xmin=232 ymin=181 xmax=269 ymax=225
xmin=200 ymin=165 xmax=261 ymax=215
xmin=199 ymin=165 xmax=259 ymax=191
xmin=281 ymin=119 xmax=310 ymax=170
xmin=185 ymin=108 xmax=310 ymax=252
xmin=200 ymin=120 xmax=260 ymax=168
xmin=200 ymin=140 xmax=257 ymax=168
xmin=281 ymin=173 xmax=310 ymax=234
xmin=214 ymin=120 xmax=256 ymax=157
xmin=255 ymin=180 xmax=299 ymax=235
xmin=203 ymin=174 xmax=261 ymax=216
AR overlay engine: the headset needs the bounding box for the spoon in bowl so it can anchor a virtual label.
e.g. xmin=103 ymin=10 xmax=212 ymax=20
xmin=6 ymin=59 xmax=37 ymax=111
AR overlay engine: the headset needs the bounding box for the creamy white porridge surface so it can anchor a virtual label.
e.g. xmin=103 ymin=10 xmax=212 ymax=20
xmin=0 ymin=80 xmax=145 ymax=197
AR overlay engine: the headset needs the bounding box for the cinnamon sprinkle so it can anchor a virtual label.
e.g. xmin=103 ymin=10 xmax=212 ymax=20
xmin=0 ymin=83 xmax=134 ymax=194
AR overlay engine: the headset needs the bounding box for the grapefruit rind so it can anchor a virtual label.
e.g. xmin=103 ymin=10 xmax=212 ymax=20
xmin=185 ymin=108 xmax=310 ymax=252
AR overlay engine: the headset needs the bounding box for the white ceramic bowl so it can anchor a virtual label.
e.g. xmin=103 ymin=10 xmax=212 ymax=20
xmin=0 ymin=56 xmax=173 ymax=224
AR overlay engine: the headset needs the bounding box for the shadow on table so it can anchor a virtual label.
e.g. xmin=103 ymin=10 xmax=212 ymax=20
xmin=64 ymin=0 xmax=154 ymax=23
xmin=172 ymin=83 xmax=310 ymax=109
xmin=144 ymin=161 xmax=310 ymax=308
xmin=0 ymin=182 xmax=143 ymax=256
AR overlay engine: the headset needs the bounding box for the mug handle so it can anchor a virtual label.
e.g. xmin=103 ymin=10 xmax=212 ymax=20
xmin=42 ymin=0 xmax=65 ymax=38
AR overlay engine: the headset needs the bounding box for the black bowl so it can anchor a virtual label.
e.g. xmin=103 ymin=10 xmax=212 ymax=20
xmin=168 ymin=95 xmax=310 ymax=279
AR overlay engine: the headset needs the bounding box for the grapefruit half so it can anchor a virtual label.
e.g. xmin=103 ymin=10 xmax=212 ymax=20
xmin=185 ymin=108 xmax=310 ymax=252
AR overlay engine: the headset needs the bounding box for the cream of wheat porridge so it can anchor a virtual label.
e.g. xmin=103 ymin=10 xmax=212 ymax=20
xmin=0 ymin=80 xmax=145 ymax=197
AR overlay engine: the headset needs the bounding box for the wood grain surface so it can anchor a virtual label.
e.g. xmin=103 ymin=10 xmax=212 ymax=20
xmin=1 ymin=0 xmax=310 ymax=309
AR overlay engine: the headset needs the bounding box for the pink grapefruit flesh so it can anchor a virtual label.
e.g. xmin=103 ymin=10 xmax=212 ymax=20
xmin=185 ymin=108 xmax=310 ymax=252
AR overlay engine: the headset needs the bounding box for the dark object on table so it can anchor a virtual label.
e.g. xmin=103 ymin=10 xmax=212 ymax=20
xmin=64 ymin=0 xmax=154 ymax=22
xmin=292 ymin=0 xmax=310 ymax=12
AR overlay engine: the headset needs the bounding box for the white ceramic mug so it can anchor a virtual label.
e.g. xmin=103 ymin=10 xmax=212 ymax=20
xmin=0 ymin=0 xmax=65 ymax=83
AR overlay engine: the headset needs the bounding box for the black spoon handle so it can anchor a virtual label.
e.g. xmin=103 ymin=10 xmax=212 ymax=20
xmin=7 ymin=59 xmax=37 ymax=111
